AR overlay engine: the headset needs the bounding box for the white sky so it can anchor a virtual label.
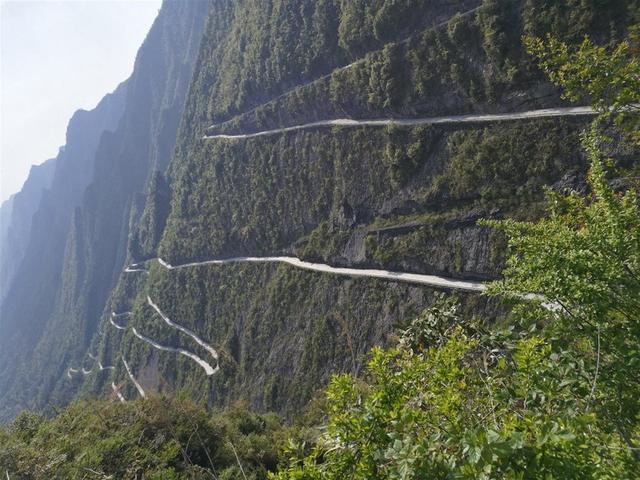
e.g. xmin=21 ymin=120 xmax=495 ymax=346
xmin=0 ymin=0 xmax=162 ymax=203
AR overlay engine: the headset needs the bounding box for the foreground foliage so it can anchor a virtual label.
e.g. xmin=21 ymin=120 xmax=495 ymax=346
xmin=526 ymin=30 xmax=640 ymax=145
xmin=0 ymin=396 xmax=283 ymax=479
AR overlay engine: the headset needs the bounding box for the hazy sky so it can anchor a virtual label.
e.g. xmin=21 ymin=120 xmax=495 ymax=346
xmin=1 ymin=0 xmax=162 ymax=203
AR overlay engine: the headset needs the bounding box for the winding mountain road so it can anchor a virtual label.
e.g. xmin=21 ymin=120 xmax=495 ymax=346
xmin=111 ymin=382 xmax=126 ymax=403
xmin=122 ymin=358 xmax=146 ymax=398
xmin=99 ymin=361 xmax=115 ymax=371
xmin=124 ymin=265 xmax=148 ymax=273
xmin=147 ymin=296 xmax=220 ymax=360
xmin=203 ymin=106 xmax=595 ymax=140
xmin=156 ymin=256 xmax=485 ymax=292
xmin=109 ymin=316 xmax=128 ymax=330
xmin=131 ymin=327 xmax=219 ymax=376
xmin=67 ymin=348 xmax=136 ymax=400
xmin=67 ymin=3 xmax=579 ymax=407
xmin=106 ymin=304 xmax=220 ymax=376
xmin=67 ymin=353 xmax=116 ymax=380
xmin=110 ymin=311 xmax=131 ymax=330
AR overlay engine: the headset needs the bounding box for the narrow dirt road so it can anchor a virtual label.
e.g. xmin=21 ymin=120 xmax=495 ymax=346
xmin=122 ymin=358 xmax=146 ymax=398
xmin=131 ymin=327 xmax=219 ymax=376
xmin=156 ymin=256 xmax=485 ymax=292
xmin=111 ymin=382 xmax=126 ymax=403
xmin=147 ymin=296 xmax=219 ymax=360
xmin=204 ymin=106 xmax=595 ymax=140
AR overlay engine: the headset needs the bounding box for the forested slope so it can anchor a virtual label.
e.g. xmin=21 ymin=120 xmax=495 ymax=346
xmin=87 ymin=0 xmax=638 ymax=416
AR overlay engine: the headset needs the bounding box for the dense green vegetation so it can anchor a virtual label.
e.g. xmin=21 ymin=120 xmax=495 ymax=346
xmin=130 ymin=171 xmax=171 ymax=262
xmin=191 ymin=0 xmax=480 ymax=126
xmin=160 ymin=119 xmax=584 ymax=274
xmin=208 ymin=0 xmax=637 ymax=136
xmin=2 ymin=5 xmax=639 ymax=480
xmin=4 ymin=144 xmax=639 ymax=479
xmin=3 ymin=130 xmax=637 ymax=477
xmin=101 ymin=259 xmax=495 ymax=415
xmin=527 ymin=28 xmax=640 ymax=148
xmin=0 ymin=396 xmax=284 ymax=479
xmin=84 ymin=0 xmax=638 ymax=423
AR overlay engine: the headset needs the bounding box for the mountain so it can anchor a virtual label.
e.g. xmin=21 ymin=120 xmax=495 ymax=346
xmin=0 ymin=0 xmax=637 ymax=423
xmin=0 ymin=83 xmax=128 ymax=421
xmin=0 ymin=198 xmax=13 ymax=285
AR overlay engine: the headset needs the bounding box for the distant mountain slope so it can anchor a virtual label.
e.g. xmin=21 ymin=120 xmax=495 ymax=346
xmin=0 ymin=158 xmax=56 ymax=302
xmin=0 ymin=83 xmax=127 ymax=421
xmin=0 ymin=82 xmax=128 ymax=307
xmin=0 ymin=0 xmax=209 ymax=422
xmin=0 ymin=197 xmax=13 ymax=283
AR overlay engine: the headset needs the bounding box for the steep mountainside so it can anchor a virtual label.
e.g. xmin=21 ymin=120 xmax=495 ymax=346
xmin=86 ymin=0 xmax=637 ymax=417
xmin=0 ymin=87 xmax=128 ymax=422
xmin=0 ymin=0 xmax=209 ymax=421
xmin=1 ymin=0 xmax=638 ymax=422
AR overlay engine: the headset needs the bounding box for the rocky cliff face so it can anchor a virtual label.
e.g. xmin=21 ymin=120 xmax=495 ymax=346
xmin=0 ymin=83 xmax=129 ymax=311
xmin=1 ymin=0 xmax=638 ymax=421
xmin=0 ymin=198 xmax=13 ymax=290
